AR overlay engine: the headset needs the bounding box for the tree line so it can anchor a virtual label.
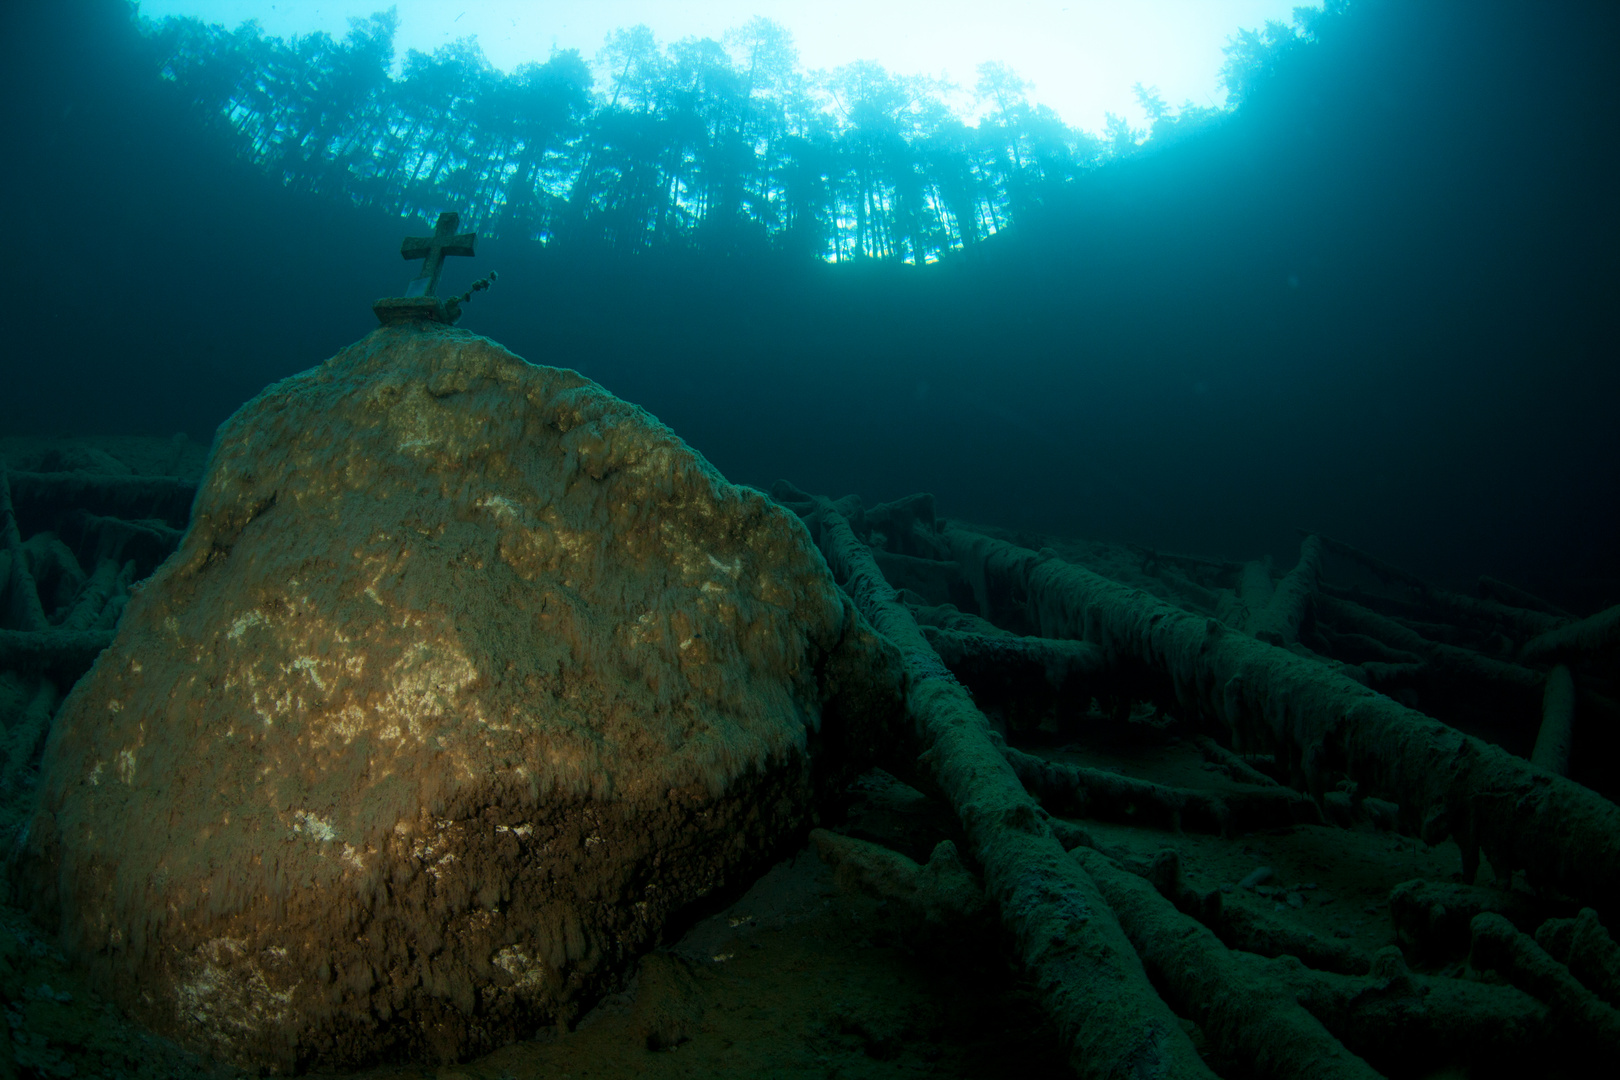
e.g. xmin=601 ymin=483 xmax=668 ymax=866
xmin=141 ymin=5 xmax=1335 ymax=262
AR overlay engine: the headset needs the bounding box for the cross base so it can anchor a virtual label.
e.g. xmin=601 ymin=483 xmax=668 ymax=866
xmin=372 ymin=295 xmax=463 ymax=327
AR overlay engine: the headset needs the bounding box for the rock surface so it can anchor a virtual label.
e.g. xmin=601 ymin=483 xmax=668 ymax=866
xmin=18 ymin=325 xmax=900 ymax=1071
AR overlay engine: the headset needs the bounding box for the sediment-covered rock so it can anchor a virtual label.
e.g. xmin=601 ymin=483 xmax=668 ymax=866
xmin=17 ymin=325 xmax=900 ymax=1071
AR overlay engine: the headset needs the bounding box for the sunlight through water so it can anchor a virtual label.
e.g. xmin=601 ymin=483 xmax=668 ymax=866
xmin=136 ymin=0 xmax=1313 ymax=131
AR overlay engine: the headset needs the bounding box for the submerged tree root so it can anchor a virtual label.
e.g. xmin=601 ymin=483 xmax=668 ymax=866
xmin=1536 ymin=908 xmax=1620 ymax=1007
xmin=1470 ymin=913 xmax=1620 ymax=1053
xmin=1314 ymin=534 xmax=1566 ymax=641
xmin=1315 ymin=591 xmax=1545 ymax=693
xmin=804 ymin=499 xmax=1218 ymax=1079
xmin=0 ymin=443 xmax=199 ymax=842
xmin=807 ymin=828 xmax=987 ymax=930
xmin=0 ymin=628 xmax=115 ymax=685
xmin=997 ymin=738 xmax=1322 ymax=835
xmin=1 ymin=465 xmax=49 ymax=632
xmin=923 ymin=627 xmax=1106 ymax=735
xmin=1074 ymin=843 xmax=1382 ymax=1080
xmin=1136 ymin=849 xmax=1373 ymax=977
xmin=774 ymin=483 xmax=1620 ymax=1077
xmin=1388 ymin=878 xmax=1543 ymax=964
xmin=4 ymin=470 xmax=197 ymax=527
xmin=1521 ymin=602 xmax=1620 ymax=664
xmin=1 ymin=677 xmax=59 ymax=793
xmin=939 ymin=523 xmax=1620 ymax=915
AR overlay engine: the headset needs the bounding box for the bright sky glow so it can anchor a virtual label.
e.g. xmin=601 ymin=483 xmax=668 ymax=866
xmin=137 ymin=0 xmax=1312 ymax=131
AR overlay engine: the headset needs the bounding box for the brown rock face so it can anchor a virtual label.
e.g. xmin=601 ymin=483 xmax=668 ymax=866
xmin=19 ymin=326 xmax=899 ymax=1070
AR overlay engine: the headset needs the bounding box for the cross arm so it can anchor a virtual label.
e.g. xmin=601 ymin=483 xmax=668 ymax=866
xmin=401 ymin=233 xmax=477 ymax=260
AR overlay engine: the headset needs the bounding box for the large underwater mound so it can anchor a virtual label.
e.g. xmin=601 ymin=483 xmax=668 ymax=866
xmin=13 ymin=325 xmax=901 ymax=1071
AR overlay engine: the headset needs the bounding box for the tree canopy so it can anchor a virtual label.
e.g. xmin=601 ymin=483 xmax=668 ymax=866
xmin=142 ymin=7 xmax=1329 ymax=261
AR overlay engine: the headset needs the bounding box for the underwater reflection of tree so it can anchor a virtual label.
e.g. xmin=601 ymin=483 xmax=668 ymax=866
xmin=141 ymin=3 xmax=1322 ymax=260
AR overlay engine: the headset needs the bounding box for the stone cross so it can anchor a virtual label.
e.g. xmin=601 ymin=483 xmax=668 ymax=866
xmin=402 ymin=212 xmax=476 ymax=297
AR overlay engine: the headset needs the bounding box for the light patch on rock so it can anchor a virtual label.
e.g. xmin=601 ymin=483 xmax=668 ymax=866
xmin=227 ymin=610 xmax=268 ymax=641
xmin=476 ymin=493 xmax=521 ymax=519
xmin=412 ymin=819 xmax=461 ymax=879
xmin=326 ymin=704 xmax=370 ymax=743
xmin=707 ymin=554 xmax=742 ymax=577
xmin=174 ymin=936 xmax=294 ymax=1042
xmin=289 ymin=656 xmax=328 ymax=692
xmin=629 ymin=610 xmax=661 ymax=646
xmin=292 ymin=811 xmax=338 ymax=843
xmin=378 ymin=641 xmax=478 ymax=742
xmin=492 ymin=944 xmax=547 ymax=989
